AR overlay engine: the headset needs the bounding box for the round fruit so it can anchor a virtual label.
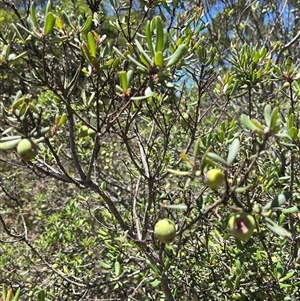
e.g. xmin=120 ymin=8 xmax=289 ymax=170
xmin=79 ymin=125 xmax=89 ymax=137
xmin=205 ymin=169 xmax=225 ymax=190
xmin=154 ymin=219 xmax=176 ymax=244
xmin=228 ymin=212 xmax=255 ymax=241
xmin=17 ymin=139 xmax=38 ymax=161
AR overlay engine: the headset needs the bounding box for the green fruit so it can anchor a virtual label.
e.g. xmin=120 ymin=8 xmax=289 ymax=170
xmin=205 ymin=169 xmax=225 ymax=189
xmin=79 ymin=125 xmax=89 ymax=137
xmin=154 ymin=219 xmax=176 ymax=244
xmin=87 ymin=128 xmax=96 ymax=138
xmin=17 ymin=139 xmax=38 ymax=161
xmin=228 ymin=212 xmax=255 ymax=241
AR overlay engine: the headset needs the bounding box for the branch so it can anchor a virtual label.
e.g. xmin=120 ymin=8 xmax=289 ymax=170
xmin=276 ymin=30 xmax=300 ymax=64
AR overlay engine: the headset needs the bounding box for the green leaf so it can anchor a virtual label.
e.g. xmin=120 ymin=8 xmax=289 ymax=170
xmin=7 ymin=51 xmax=28 ymax=63
xmin=289 ymin=127 xmax=297 ymax=139
xmin=58 ymin=113 xmax=67 ymax=127
xmin=30 ymin=2 xmax=38 ymax=27
xmin=87 ymin=32 xmax=96 ymax=57
xmin=98 ymin=260 xmax=111 ymax=269
xmin=165 ymin=204 xmax=187 ymax=210
xmin=227 ymin=138 xmax=240 ymax=165
xmin=193 ymin=138 xmax=201 ymax=161
xmin=166 ymin=44 xmax=187 ymax=67
xmin=234 ymin=185 xmax=252 ymax=193
xmin=114 ymin=261 xmax=122 ymax=277
xmin=279 ymin=271 xmax=294 ymax=282
xmin=119 ymin=71 xmax=128 ymax=92
xmin=263 ymin=217 xmax=291 ymax=238
xmin=150 ymin=279 xmax=161 ymax=287
xmin=275 ymin=261 xmax=284 ymax=279
xmin=45 ymin=0 xmax=52 ymax=15
xmin=146 ymin=259 xmax=160 ymax=275
xmin=0 ymin=138 xmax=22 ymax=150
xmin=281 ymin=205 xmax=300 ymax=214
xmin=126 ymin=70 xmax=134 ymax=87
xmin=44 ymin=12 xmax=55 ymax=36
xmin=112 ymin=46 xmax=126 ymax=59
xmin=37 ymin=289 xmax=46 ymax=301
xmin=155 ymin=16 xmax=164 ymax=52
xmin=154 ymin=51 xmax=164 ymax=68
xmin=285 ymin=56 xmax=293 ymax=71
xmin=80 ymin=15 xmax=93 ymax=32
xmin=0 ymin=134 xmax=20 ymax=143
xmin=145 ymin=20 xmax=155 ymax=56
xmin=263 ymin=192 xmax=292 ymax=210
xmin=127 ymin=54 xmax=148 ymax=71
xmin=61 ymin=10 xmax=74 ymax=29
xmin=287 ymin=113 xmax=294 ymax=130
xmin=270 ymin=107 xmax=279 ymax=130
xmin=135 ymin=39 xmax=152 ymax=65
xmin=241 ymin=114 xmax=262 ymax=133
xmin=12 ymin=288 xmax=21 ymax=301
xmin=206 ymin=152 xmax=227 ymax=166
xmin=167 ymin=169 xmax=192 ymax=176
xmin=264 ymin=104 xmax=272 ymax=128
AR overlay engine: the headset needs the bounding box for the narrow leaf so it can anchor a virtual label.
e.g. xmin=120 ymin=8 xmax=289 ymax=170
xmin=167 ymin=169 xmax=192 ymax=176
xmin=0 ymin=139 xmax=21 ymax=150
xmin=0 ymin=135 xmax=22 ymax=142
xmin=58 ymin=113 xmax=67 ymax=127
xmin=135 ymin=39 xmax=152 ymax=65
xmin=80 ymin=15 xmax=92 ymax=32
xmin=154 ymin=51 xmax=164 ymax=68
xmin=44 ymin=12 xmax=55 ymax=36
xmin=193 ymin=138 xmax=201 ymax=161
xmin=114 ymin=261 xmax=122 ymax=277
xmin=206 ymin=152 xmax=227 ymax=166
xmin=127 ymin=54 xmax=148 ymax=71
xmin=227 ymin=138 xmax=240 ymax=165
xmin=263 ymin=191 xmax=292 ymax=210
xmin=7 ymin=51 xmax=28 ymax=63
xmin=45 ymin=0 xmax=52 ymax=15
xmin=279 ymin=271 xmax=294 ymax=282
xmin=264 ymin=104 xmax=272 ymax=128
xmin=87 ymin=32 xmax=96 ymax=57
xmin=166 ymin=44 xmax=187 ymax=67
xmin=241 ymin=114 xmax=262 ymax=133
xmin=119 ymin=71 xmax=128 ymax=91
xmin=270 ymin=107 xmax=279 ymax=130
xmin=145 ymin=20 xmax=154 ymax=56
xmin=263 ymin=217 xmax=291 ymax=238
xmin=98 ymin=260 xmax=111 ymax=269
xmin=155 ymin=16 xmax=164 ymax=52
xmin=30 ymin=2 xmax=38 ymax=27
xmin=37 ymin=290 xmax=46 ymax=301
xmin=281 ymin=205 xmax=300 ymax=214
xmin=126 ymin=70 xmax=134 ymax=87
xmin=12 ymin=288 xmax=20 ymax=301
xmin=165 ymin=204 xmax=187 ymax=210
xmin=61 ymin=10 xmax=74 ymax=29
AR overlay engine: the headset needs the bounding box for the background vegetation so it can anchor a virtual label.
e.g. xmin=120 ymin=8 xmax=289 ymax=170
xmin=1 ymin=0 xmax=300 ymax=300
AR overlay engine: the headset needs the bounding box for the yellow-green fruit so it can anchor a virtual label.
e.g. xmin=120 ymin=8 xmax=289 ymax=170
xmin=154 ymin=219 xmax=176 ymax=244
xmin=228 ymin=212 xmax=255 ymax=241
xmin=17 ymin=139 xmax=38 ymax=161
xmin=79 ymin=125 xmax=89 ymax=137
xmin=205 ymin=169 xmax=225 ymax=189
xmin=87 ymin=128 xmax=96 ymax=138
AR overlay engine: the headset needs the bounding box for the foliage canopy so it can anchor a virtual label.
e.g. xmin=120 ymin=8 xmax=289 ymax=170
xmin=1 ymin=0 xmax=300 ymax=300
